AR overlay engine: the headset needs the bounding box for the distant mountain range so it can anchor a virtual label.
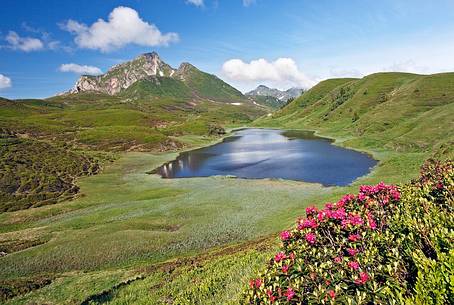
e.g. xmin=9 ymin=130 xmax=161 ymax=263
xmin=67 ymin=52 xmax=249 ymax=104
xmin=245 ymin=85 xmax=304 ymax=108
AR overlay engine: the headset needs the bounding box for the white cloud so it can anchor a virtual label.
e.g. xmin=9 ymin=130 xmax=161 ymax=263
xmin=5 ymin=31 xmax=44 ymax=52
xmin=59 ymin=63 xmax=102 ymax=75
xmin=186 ymin=0 xmax=204 ymax=6
xmin=243 ymin=0 xmax=256 ymax=7
xmin=222 ymin=57 xmax=315 ymax=89
xmin=60 ymin=6 xmax=179 ymax=52
xmin=0 ymin=74 xmax=12 ymax=90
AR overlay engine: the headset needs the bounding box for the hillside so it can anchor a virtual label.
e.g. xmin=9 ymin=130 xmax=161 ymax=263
xmin=256 ymin=72 xmax=454 ymax=159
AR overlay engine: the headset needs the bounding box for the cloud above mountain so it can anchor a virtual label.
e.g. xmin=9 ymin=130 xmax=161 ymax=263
xmin=0 ymin=74 xmax=12 ymax=89
xmin=59 ymin=63 xmax=102 ymax=75
xmin=60 ymin=6 xmax=179 ymax=52
xmin=4 ymin=31 xmax=44 ymax=52
xmin=222 ymin=57 xmax=315 ymax=89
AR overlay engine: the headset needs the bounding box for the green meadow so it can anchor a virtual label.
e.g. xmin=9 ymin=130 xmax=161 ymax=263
xmin=0 ymin=133 xmax=430 ymax=304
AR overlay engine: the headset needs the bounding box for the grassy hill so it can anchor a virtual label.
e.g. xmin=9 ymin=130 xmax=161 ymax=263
xmin=254 ymin=72 xmax=454 ymax=187
xmin=174 ymin=63 xmax=246 ymax=103
xmin=256 ymin=72 xmax=453 ymax=158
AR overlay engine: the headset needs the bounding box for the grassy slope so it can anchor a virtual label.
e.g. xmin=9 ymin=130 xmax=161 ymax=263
xmin=177 ymin=64 xmax=246 ymax=103
xmin=1 ymin=92 xmax=264 ymax=151
xmin=249 ymin=95 xmax=285 ymax=109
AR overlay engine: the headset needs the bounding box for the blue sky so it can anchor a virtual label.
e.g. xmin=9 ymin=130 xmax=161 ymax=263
xmin=1 ymin=0 xmax=454 ymax=99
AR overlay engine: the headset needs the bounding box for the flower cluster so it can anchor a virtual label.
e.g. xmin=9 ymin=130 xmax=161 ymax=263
xmin=244 ymin=160 xmax=453 ymax=304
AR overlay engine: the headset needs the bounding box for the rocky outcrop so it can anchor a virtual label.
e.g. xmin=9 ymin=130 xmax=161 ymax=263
xmin=69 ymin=52 xmax=176 ymax=95
xmin=246 ymin=85 xmax=304 ymax=102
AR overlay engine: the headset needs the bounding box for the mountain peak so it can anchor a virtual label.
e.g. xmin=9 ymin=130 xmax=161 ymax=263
xmin=245 ymin=85 xmax=305 ymax=108
xmin=138 ymin=51 xmax=161 ymax=61
xmin=66 ymin=53 xmax=249 ymax=104
xmin=71 ymin=52 xmax=175 ymax=95
xmin=177 ymin=62 xmax=197 ymax=71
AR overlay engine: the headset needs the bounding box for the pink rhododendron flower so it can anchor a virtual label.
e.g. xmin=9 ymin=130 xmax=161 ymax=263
xmin=289 ymin=252 xmax=295 ymax=261
xmin=282 ymin=265 xmax=289 ymax=273
xmin=348 ymin=261 xmax=360 ymax=270
xmin=340 ymin=194 xmax=355 ymax=203
xmin=391 ymin=189 xmax=400 ymax=201
xmin=280 ymin=230 xmax=291 ymax=241
xmin=355 ymin=272 xmax=369 ymax=285
xmin=249 ymin=279 xmax=254 ymax=288
xmin=249 ymin=278 xmax=262 ymax=288
xmin=342 ymin=213 xmax=364 ymax=228
xmin=349 ymin=214 xmax=364 ymax=226
xmin=306 ymin=206 xmax=318 ymax=216
xmin=274 ymin=251 xmax=286 ymax=262
xmin=367 ymin=212 xmax=377 ymax=230
xmin=328 ymin=290 xmax=336 ymax=299
xmin=305 ymin=232 xmax=316 ymax=244
xmin=299 ymin=218 xmax=318 ymax=229
xmin=347 ymin=248 xmax=358 ymax=256
xmin=348 ymin=234 xmax=361 ymax=242
xmin=266 ymin=290 xmax=276 ymax=303
xmin=330 ymin=208 xmax=346 ymax=220
xmin=317 ymin=210 xmax=328 ymax=221
xmin=284 ymin=287 xmax=295 ymax=301
xmin=334 ymin=256 xmax=342 ymax=263
xmin=255 ymin=279 xmax=262 ymax=288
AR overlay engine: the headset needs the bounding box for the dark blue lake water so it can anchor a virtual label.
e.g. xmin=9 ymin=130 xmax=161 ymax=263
xmin=155 ymin=128 xmax=377 ymax=186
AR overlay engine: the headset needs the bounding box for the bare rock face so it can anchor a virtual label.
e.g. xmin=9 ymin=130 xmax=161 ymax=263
xmin=245 ymin=85 xmax=304 ymax=102
xmin=73 ymin=76 xmax=98 ymax=93
xmin=69 ymin=52 xmax=175 ymax=95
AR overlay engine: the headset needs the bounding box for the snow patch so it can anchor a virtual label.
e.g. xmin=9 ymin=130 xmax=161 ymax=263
xmin=230 ymin=102 xmax=242 ymax=106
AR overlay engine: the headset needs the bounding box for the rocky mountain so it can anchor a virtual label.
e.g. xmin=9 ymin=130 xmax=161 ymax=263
xmin=245 ymin=85 xmax=304 ymax=108
xmin=68 ymin=52 xmax=246 ymax=103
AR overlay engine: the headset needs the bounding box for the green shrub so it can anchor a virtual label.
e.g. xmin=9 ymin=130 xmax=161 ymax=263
xmin=244 ymin=160 xmax=453 ymax=304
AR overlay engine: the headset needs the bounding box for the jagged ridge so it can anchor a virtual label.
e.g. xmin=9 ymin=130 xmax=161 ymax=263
xmin=69 ymin=52 xmax=246 ymax=103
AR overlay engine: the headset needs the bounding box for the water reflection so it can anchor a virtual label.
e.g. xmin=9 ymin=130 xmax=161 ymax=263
xmin=155 ymin=129 xmax=377 ymax=186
